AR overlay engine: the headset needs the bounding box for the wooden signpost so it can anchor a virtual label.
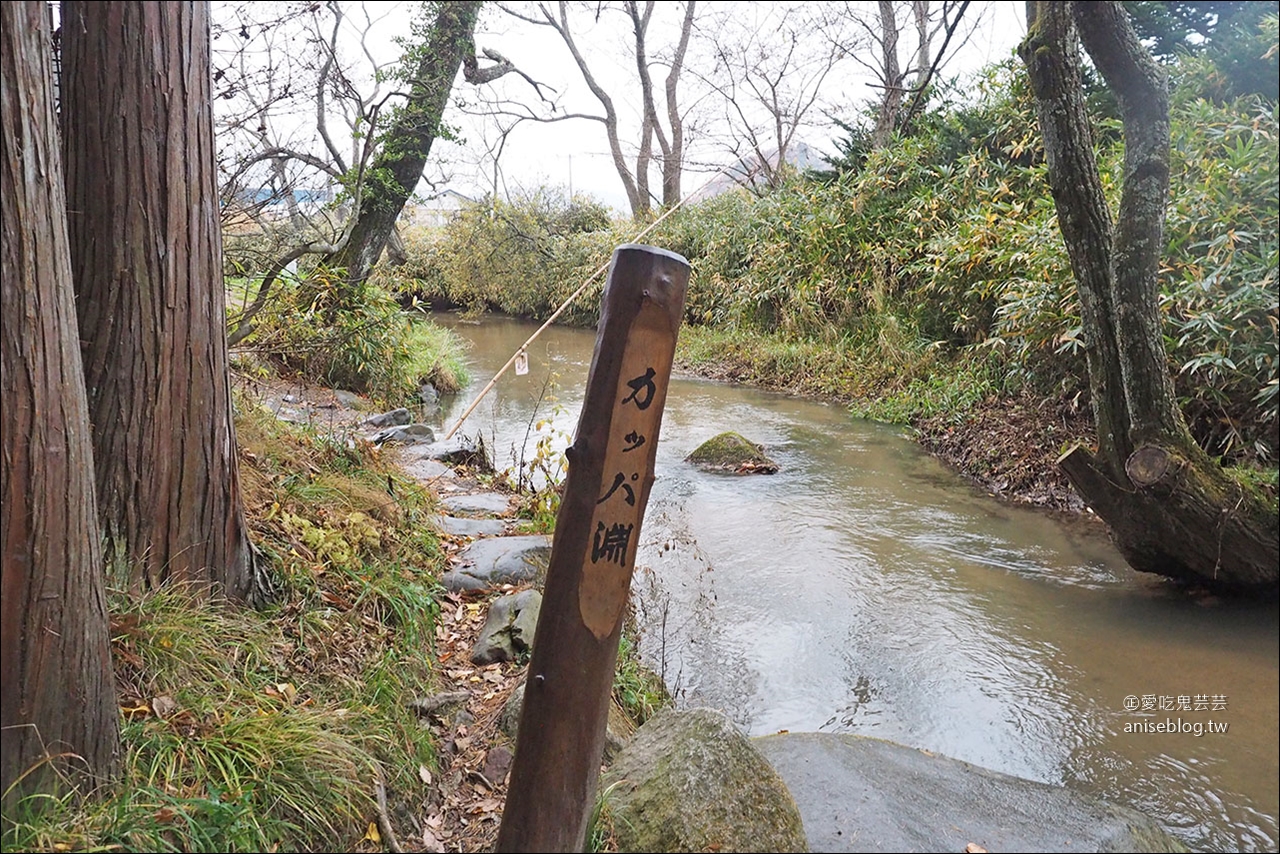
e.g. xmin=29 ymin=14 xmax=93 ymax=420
xmin=496 ymin=244 xmax=689 ymax=852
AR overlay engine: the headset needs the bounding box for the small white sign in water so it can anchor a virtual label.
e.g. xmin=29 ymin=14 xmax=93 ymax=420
xmin=514 ymin=350 xmax=529 ymax=376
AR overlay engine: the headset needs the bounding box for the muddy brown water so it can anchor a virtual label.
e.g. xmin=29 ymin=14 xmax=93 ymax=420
xmin=431 ymin=315 xmax=1279 ymax=852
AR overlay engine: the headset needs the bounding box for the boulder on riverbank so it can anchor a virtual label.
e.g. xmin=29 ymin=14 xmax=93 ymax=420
xmin=685 ymin=432 xmax=779 ymax=474
xmin=754 ymin=732 xmax=1185 ymax=853
xmin=600 ymin=708 xmax=807 ymax=853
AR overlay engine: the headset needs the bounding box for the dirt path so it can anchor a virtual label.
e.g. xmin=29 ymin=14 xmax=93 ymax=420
xmin=238 ymin=375 xmax=529 ymax=852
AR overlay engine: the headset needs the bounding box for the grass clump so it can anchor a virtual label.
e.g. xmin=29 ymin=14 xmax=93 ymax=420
xmin=3 ymin=401 xmax=449 ymax=853
xmin=676 ymin=324 xmax=1004 ymax=428
xmin=612 ymin=634 xmax=670 ymax=729
xmin=232 ymin=268 xmax=470 ymax=407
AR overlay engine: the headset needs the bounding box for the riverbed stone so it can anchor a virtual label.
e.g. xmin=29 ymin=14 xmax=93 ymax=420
xmin=753 ymin=732 xmax=1184 ymax=853
xmin=439 ymin=535 xmax=551 ymax=591
xmin=685 ymin=431 xmax=779 ymax=474
xmin=433 ymin=515 xmax=507 ymax=538
xmin=470 ymin=589 xmax=542 ymax=665
xmin=441 ymin=492 xmax=512 ymax=517
xmin=600 ymin=708 xmax=807 ymax=853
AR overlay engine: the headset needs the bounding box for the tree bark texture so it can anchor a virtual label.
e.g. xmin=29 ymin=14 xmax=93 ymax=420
xmin=322 ymin=1 xmax=482 ymax=292
xmin=1021 ymin=1 xmax=1278 ymax=592
xmin=61 ymin=1 xmax=264 ymax=604
xmin=1072 ymin=2 xmax=1185 ymax=446
xmin=872 ymin=0 xmax=903 ymax=149
xmin=1019 ymin=1 xmax=1133 ymax=477
xmin=2 ymin=0 xmax=119 ymax=807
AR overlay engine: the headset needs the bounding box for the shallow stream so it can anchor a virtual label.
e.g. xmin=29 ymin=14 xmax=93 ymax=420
xmin=432 ymin=315 xmax=1278 ymax=852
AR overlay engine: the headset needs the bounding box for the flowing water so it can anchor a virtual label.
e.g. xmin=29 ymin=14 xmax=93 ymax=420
xmin=432 ymin=315 xmax=1279 ymax=852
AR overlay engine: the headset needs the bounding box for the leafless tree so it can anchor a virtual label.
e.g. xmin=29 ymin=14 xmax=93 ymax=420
xmin=695 ymin=3 xmax=843 ymax=193
xmin=498 ymin=1 xmax=699 ymax=219
xmin=214 ymin=2 xmax=543 ymax=342
xmin=836 ymin=0 xmax=979 ymax=148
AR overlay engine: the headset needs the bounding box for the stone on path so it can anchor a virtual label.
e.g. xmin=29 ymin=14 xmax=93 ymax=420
xmin=439 ymin=535 xmax=551 ymax=592
xmin=433 ymin=515 xmax=507 ymax=538
xmin=371 ymin=423 xmax=435 ymax=445
xmin=427 ymin=436 xmax=491 ymax=470
xmin=400 ymin=457 xmax=456 ymax=481
xmin=441 ymin=492 xmax=512 ymax=517
xmin=470 ymin=589 xmax=542 ymax=665
xmin=601 ymin=708 xmax=807 ymax=853
xmin=365 ymin=407 xmax=412 ymax=428
xmin=332 ymin=389 xmax=365 ymax=410
xmin=753 ymin=732 xmax=1184 ymax=853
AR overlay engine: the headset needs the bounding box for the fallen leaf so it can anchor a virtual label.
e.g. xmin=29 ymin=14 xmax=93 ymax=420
xmin=964 ymin=845 xmax=989 ymax=853
xmin=151 ymin=696 xmax=178 ymax=720
xmin=320 ymin=590 xmax=351 ymax=609
xmin=419 ymin=764 xmax=433 ymax=785
xmin=363 ymin=821 xmax=381 ymax=844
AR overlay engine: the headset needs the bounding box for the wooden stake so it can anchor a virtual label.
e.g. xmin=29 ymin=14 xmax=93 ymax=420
xmin=496 ymin=244 xmax=689 ymax=852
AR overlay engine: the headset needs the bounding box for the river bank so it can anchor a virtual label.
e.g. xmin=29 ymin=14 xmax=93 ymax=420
xmin=673 ymin=325 xmax=1101 ymax=514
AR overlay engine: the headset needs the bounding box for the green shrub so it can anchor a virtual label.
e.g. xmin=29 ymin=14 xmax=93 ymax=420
xmin=237 ymin=267 xmax=469 ymax=405
xmin=377 ymin=189 xmax=620 ymax=325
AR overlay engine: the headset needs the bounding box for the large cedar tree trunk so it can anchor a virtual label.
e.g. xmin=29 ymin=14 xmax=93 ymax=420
xmin=1 ymin=0 xmax=119 ymax=807
xmin=321 ymin=1 xmax=482 ymax=297
xmin=1019 ymin=1 xmax=1278 ymax=592
xmin=61 ymin=1 xmax=266 ymax=604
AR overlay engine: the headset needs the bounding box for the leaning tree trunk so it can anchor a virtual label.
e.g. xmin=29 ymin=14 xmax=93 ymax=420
xmin=1 ymin=0 xmax=119 ymax=808
xmin=1020 ymin=1 xmax=1278 ymax=592
xmin=321 ymin=1 xmax=482 ymax=299
xmin=61 ymin=1 xmax=266 ymax=604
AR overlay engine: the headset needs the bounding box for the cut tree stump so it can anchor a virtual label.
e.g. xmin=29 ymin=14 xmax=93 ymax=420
xmin=1059 ymin=444 xmax=1278 ymax=592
